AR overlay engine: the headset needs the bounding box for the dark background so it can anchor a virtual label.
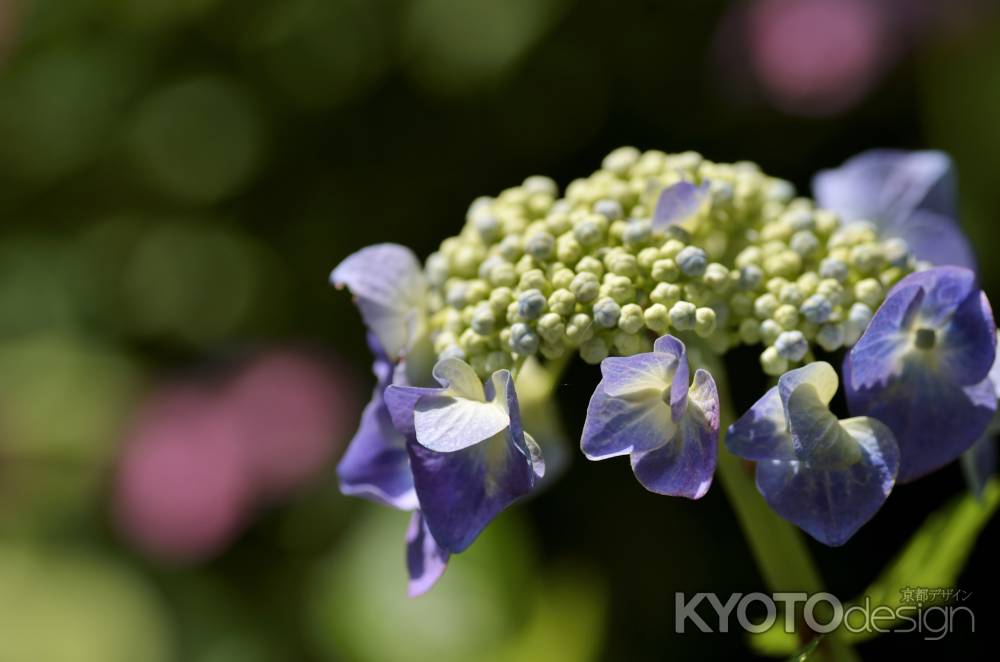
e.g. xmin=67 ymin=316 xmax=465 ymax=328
xmin=0 ymin=0 xmax=997 ymax=660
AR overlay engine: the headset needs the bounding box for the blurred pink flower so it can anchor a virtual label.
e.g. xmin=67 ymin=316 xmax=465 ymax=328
xmin=115 ymin=348 xmax=360 ymax=562
xmin=115 ymin=385 xmax=251 ymax=562
xmin=225 ymin=350 xmax=359 ymax=498
xmin=745 ymin=0 xmax=894 ymax=116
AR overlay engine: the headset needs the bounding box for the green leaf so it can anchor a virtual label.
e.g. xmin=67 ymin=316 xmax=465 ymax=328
xmin=787 ymin=635 xmax=823 ymax=662
xmin=841 ymin=478 xmax=1000 ymax=644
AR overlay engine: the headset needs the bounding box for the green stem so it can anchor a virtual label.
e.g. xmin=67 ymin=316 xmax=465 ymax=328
xmin=692 ymin=347 xmax=858 ymax=662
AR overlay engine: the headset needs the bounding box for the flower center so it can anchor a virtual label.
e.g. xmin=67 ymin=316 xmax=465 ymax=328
xmin=914 ymin=327 xmax=936 ymax=350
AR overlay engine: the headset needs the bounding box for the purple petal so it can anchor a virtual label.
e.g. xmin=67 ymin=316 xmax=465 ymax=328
xmin=384 ymin=383 xmax=441 ymax=437
xmin=599 ymin=353 xmax=677 ymax=398
xmin=940 ymin=288 xmax=996 ymax=386
xmin=631 ymin=369 xmax=719 ymax=499
xmin=652 ymin=181 xmax=710 ymax=229
xmin=654 ymin=335 xmax=690 ymax=423
xmin=899 ymin=210 xmax=976 ymax=269
xmin=813 ymin=149 xmax=955 ymax=230
xmin=331 ymin=243 xmax=426 ymax=358
xmin=846 ymin=357 xmax=996 ymax=482
xmin=407 ymin=429 xmax=536 ymax=553
xmin=406 ymin=511 xmax=449 ymax=597
xmin=726 ymin=386 xmax=795 ymax=462
xmin=755 ymin=416 xmax=898 ymax=546
xmin=845 ymin=282 xmax=923 ymax=390
xmin=337 ymin=391 xmax=418 ymax=510
xmin=580 ymin=383 xmax=674 ymax=460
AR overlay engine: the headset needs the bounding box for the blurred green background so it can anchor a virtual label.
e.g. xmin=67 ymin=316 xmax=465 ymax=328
xmin=1 ymin=0 xmax=998 ymax=660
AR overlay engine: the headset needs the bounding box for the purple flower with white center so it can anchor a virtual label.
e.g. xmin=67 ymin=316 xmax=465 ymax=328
xmin=385 ymin=358 xmax=545 ymax=554
xmin=580 ymin=335 xmax=720 ymax=499
xmin=813 ymin=149 xmax=976 ymax=269
xmin=844 ymin=267 xmax=997 ymax=482
xmin=727 ymin=362 xmax=899 ymax=546
xmin=652 ymin=181 xmax=710 ymax=230
xmin=330 ymin=243 xmax=428 ymax=359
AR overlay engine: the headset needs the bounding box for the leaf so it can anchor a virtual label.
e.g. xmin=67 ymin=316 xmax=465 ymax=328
xmin=841 ymin=478 xmax=1000 ymax=644
xmin=787 ymin=635 xmax=823 ymax=662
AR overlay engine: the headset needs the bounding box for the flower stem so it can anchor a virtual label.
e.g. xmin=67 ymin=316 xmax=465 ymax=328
xmin=693 ymin=347 xmax=859 ymax=661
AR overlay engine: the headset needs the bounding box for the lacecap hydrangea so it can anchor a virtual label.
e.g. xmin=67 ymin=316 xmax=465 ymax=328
xmin=332 ymin=147 xmax=997 ymax=595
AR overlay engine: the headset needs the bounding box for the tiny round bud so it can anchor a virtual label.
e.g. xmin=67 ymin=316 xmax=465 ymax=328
xmin=622 ymin=220 xmax=652 ymax=246
xmin=790 ymin=230 xmax=820 ymax=257
xmin=523 ymin=175 xmax=557 ymax=197
xmin=594 ymin=198 xmax=624 ymax=220
xmin=565 ymin=313 xmax=594 ymax=345
xmin=694 ymin=307 xmax=717 ymax=337
xmin=754 ymin=293 xmax=779 ymax=319
xmin=556 ymin=237 xmax=583 ymax=265
xmin=548 ymin=288 xmax=577 ymax=317
xmin=580 ymin=336 xmax=610 ymax=364
xmin=775 ymin=330 xmax=808 ymax=361
xmin=800 ymin=294 xmax=833 ymax=324
xmin=593 ymin=298 xmax=622 ymax=328
xmin=575 ymin=255 xmax=605 ymax=277
xmin=519 ymin=268 xmax=550 ymax=294
xmin=618 ymin=303 xmax=645 ymax=334
xmin=537 ymin=312 xmax=566 ymax=344
xmin=471 ymin=304 xmax=496 ymax=334
xmin=703 ymin=263 xmax=730 ymax=290
xmin=644 ymin=303 xmax=671 ymax=333
xmin=517 ymin=289 xmax=547 ymax=320
xmin=773 ymin=304 xmax=799 ymax=330
xmin=669 ymin=301 xmax=697 ymax=331
xmin=602 ymin=146 xmax=640 ymax=174
xmin=614 ymin=330 xmax=645 ymax=355
xmin=660 ymin=238 xmax=686 ymax=259
xmin=778 ymin=283 xmax=804 ymax=306
xmin=570 ymin=271 xmax=600 ymax=303
xmin=738 ymin=265 xmax=764 ymax=290
xmin=651 ymin=258 xmax=680 ymax=283
xmin=760 ymin=346 xmax=788 ymax=376
xmin=510 ymin=323 xmax=540 ymax=355
xmin=854 ymin=278 xmax=883 ymax=308
xmin=816 ymin=323 xmax=846 ymax=352
xmin=760 ymin=319 xmax=783 ymax=345
xmin=637 ymin=247 xmax=661 ymax=271
xmin=601 ymin=274 xmax=635 ymax=304
xmin=608 ymin=253 xmax=639 ymax=279
xmin=844 ymin=302 xmax=874 ymax=345
xmin=574 ymin=215 xmax=607 ymax=247
xmin=525 ymin=231 xmax=555 ymax=261
xmin=819 ymin=257 xmax=849 ymax=283
xmin=676 ymin=246 xmax=708 ymax=277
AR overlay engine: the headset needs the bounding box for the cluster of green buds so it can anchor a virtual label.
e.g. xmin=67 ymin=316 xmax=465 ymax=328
xmin=423 ymin=147 xmax=916 ymax=378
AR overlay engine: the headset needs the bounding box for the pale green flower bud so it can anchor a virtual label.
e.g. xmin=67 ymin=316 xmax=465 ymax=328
xmin=760 ymin=319 xmax=782 ymax=345
xmin=556 ymin=236 xmax=583 ymax=265
xmin=523 ymin=175 xmax=557 ymax=197
xmin=643 ymin=303 xmax=671 ymax=333
xmin=488 ymin=261 xmax=517 ymax=287
xmin=850 ymin=244 xmax=884 ymax=274
xmin=574 ymin=214 xmax=608 ymax=247
xmin=594 ymin=198 xmax=624 ymax=221
xmin=510 ymin=322 xmax=540 ymax=355
xmin=426 ymin=252 xmax=450 ymax=286
xmin=614 ymin=330 xmax=647 ymax=355
xmin=651 ymin=258 xmax=680 ymax=283
xmin=548 ymin=288 xmax=577 ymax=317
xmin=735 ymin=246 xmax=762 ymax=268
xmin=773 ymin=304 xmax=799 ymax=330
xmin=660 ymin=238 xmax=686 ymax=259
xmin=622 ymin=220 xmax=652 ymax=247
xmin=570 ymin=271 xmax=600 ymax=303
xmin=465 ymin=279 xmax=490 ymax=304
xmin=764 ymin=250 xmax=802 ymax=279
xmin=816 ymin=323 xmax=846 ymax=352
xmin=498 ymin=234 xmax=523 ymax=261
xmin=471 ymin=304 xmax=496 ymax=335
xmin=540 ymin=341 xmax=566 ymax=360
xmin=550 ymin=267 xmax=575 ymax=290
xmin=519 ymin=269 xmax=550 ymax=294
xmin=775 ymin=330 xmax=808 ymax=361
xmin=637 ymin=247 xmax=661 ymax=271
xmin=650 ymin=282 xmax=682 ymax=307
xmin=854 ymin=278 xmax=883 ymax=308
xmin=484 ymin=350 xmax=512 ymax=374
xmin=440 ymin=345 xmax=466 ymax=362
xmin=525 ymin=231 xmax=556 ymax=260
xmin=575 ymin=255 xmax=605 ymax=277
xmin=608 ymin=252 xmax=640 ymax=279
xmin=601 ymin=274 xmax=635 ymax=304
xmin=703 ymin=263 xmax=730 ymax=290
xmin=602 ymin=146 xmax=640 ymax=174
xmin=779 ymin=283 xmax=804 ymax=306
xmin=695 ymin=307 xmax=717 ymax=337
xmin=580 ymin=336 xmax=610 ymax=364
xmin=738 ymin=265 xmax=764 ymax=290
xmin=565 ymin=313 xmax=594 ymax=345
xmin=669 ymin=301 xmax=697 ymax=330
xmin=816 ymin=278 xmax=844 ymax=304
xmin=618 ymin=303 xmax=645 ymax=334
xmin=488 ymin=287 xmax=513 ymax=314
xmin=796 ymin=272 xmax=819 ymax=296
xmin=453 ymin=245 xmax=485 ymax=278
xmin=760 ymin=346 xmax=788 ymax=376
xmin=819 ymin=257 xmax=849 ymax=282
xmin=537 ymin=312 xmax=566 ymax=344
xmin=754 ymin=293 xmax=779 ymax=319
xmin=790 ymin=230 xmax=820 ymax=257
xmin=844 ymin=302 xmax=874 ymax=345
